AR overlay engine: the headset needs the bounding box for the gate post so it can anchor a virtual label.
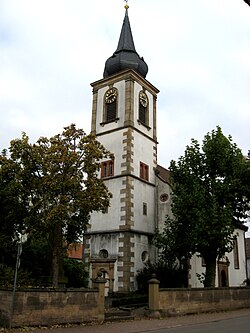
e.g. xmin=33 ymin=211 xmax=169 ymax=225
xmin=148 ymin=274 xmax=160 ymax=318
xmin=94 ymin=271 xmax=107 ymax=320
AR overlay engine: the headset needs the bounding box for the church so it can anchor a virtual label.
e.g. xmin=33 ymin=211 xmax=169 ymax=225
xmin=85 ymin=5 xmax=248 ymax=293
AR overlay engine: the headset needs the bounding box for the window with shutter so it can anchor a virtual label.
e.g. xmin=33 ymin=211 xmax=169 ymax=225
xmin=140 ymin=162 xmax=149 ymax=181
xmin=101 ymin=160 xmax=114 ymax=178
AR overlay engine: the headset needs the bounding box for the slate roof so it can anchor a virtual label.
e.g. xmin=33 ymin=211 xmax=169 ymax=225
xmin=156 ymin=164 xmax=171 ymax=184
xmin=103 ymin=8 xmax=148 ymax=78
xmin=115 ymin=9 xmax=136 ymax=53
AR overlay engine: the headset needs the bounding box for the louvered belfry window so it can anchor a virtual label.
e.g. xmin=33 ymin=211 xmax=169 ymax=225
xmin=139 ymin=104 xmax=146 ymax=124
xmin=106 ymin=102 xmax=116 ymax=122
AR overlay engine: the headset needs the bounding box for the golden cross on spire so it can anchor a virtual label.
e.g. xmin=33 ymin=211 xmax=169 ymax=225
xmin=124 ymin=0 xmax=129 ymax=10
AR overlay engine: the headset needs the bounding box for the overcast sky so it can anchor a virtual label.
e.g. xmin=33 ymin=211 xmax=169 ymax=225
xmin=1 ymin=0 xmax=249 ymax=168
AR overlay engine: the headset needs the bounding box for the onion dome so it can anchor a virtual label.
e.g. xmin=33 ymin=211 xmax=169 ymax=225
xmin=103 ymin=8 xmax=148 ymax=79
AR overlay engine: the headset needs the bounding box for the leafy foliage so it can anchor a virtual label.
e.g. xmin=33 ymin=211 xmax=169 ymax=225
xmin=0 ymin=264 xmax=15 ymax=287
xmin=21 ymin=235 xmax=52 ymax=282
xmin=0 ymin=124 xmax=112 ymax=287
xmin=0 ymin=263 xmax=35 ymax=288
xmin=156 ymin=127 xmax=250 ymax=287
xmin=63 ymin=258 xmax=88 ymax=288
xmin=0 ymin=151 xmax=27 ymax=268
xmin=136 ymin=261 xmax=188 ymax=292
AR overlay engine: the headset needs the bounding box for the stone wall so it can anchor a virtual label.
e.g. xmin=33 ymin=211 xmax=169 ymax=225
xmin=0 ymin=285 xmax=105 ymax=328
xmin=158 ymin=287 xmax=250 ymax=316
xmin=147 ymin=278 xmax=250 ymax=316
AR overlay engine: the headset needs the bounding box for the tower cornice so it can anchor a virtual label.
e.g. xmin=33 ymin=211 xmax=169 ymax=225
xmin=91 ymin=69 xmax=159 ymax=96
xmin=94 ymin=125 xmax=158 ymax=145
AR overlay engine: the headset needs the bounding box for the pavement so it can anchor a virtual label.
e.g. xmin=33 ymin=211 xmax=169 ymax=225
xmin=5 ymin=308 xmax=250 ymax=333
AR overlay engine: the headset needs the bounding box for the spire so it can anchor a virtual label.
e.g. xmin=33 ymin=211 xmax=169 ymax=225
xmin=115 ymin=8 xmax=136 ymax=53
xmin=103 ymin=4 xmax=148 ymax=79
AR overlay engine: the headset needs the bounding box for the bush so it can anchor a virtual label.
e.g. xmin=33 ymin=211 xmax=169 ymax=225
xmin=0 ymin=264 xmax=35 ymax=287
xmin=0 ymin=264 xmax=14 ymax=287
xmin=21 ymin=236 xmax=51 ymax=281
xmin=63 ymin=258 xmax=88 ymax=288
xmin=136 ymin=261 xmax=188 ymax=292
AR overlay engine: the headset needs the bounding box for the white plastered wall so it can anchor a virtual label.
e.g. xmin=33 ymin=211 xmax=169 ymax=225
xmin=133 ymin=234 xmax=152 ymax=290
xmin=228 ymin=229 xmax=247 ymax=286
xmin=133 ymin=81 xmax=154 ymax=136
xmin=95 ymin=81 xmax=126 ymax=134
xmin=156 ymin=176 xmax=173 ymax=231
xmin=189 ymin=229 xmax=247 ymax=287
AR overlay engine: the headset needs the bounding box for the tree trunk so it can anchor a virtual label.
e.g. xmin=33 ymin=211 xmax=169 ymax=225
xmin=52 ymin=247 xmax=59 ymax=288
xmin=203 ymin=255 xmax=217 ymax=287
xmin=51 ymin=224 xmax=63 ymax=288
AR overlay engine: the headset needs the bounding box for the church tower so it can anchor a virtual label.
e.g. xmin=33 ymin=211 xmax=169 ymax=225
xmin=87 ymin=4 xmax=159 ymax=292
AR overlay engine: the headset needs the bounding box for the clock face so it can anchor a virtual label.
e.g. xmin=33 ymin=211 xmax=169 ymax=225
xmin=139 ymin=91 xmax=148 ymax=107
xmin=105 ymin=88 xmax=118 ymax=104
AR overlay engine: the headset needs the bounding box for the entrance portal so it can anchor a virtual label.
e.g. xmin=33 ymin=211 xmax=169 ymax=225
xmin=218 ymin=261 xmax=229 ymax=287
xmin=90 ymin=257 xmax=116 ymax=294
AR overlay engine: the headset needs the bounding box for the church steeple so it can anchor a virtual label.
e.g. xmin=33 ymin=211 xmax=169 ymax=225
xmin=116 ymin=8 xmax=136 ymax=53
xmin=103 ymin=6 xmax=148 ymax=78
xmin=89 ymin=1 xmax=159 ymax=293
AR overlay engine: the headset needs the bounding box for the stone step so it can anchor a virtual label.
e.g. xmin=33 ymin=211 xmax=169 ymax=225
xmin=105 ymin=309 xmax=135 ymax=322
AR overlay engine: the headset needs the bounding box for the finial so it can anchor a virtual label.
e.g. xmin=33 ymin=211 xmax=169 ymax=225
xmin=124 ymin=0 xmax=129 ymax=10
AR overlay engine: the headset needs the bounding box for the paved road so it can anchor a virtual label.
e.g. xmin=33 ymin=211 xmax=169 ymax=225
xmin=24 ymin=308 xmax=250 ymax=333
xmin=138 ymin=315 xmax=250 ymax=332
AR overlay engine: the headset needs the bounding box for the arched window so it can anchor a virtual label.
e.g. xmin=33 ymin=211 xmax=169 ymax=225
xmin=99 ymin=249 xmax=109 ymax=259
xmin=104 ymin=87 xmax=118 ymax=123
xmin=233 ymin=239 xmax=239 ymax=269
xmin=138 ymin=90 xmax=149 ymax=126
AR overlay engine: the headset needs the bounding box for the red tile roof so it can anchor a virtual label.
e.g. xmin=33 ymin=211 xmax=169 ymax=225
xmin=67 ymin=243 xmax=83 ymax=260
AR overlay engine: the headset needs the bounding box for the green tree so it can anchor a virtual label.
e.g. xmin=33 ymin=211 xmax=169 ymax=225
xmin=0 ymin=151 xmax=27 ymax=269
xmin=63 ymin=258 xmax=88 ymax=288
xmin=136 ymin=260 xmax=188 ymax=292
xmin=21 ymin=235 xmax=52 ymax=283
xmin=156 ymin=127 xmax=250 ymax=287
xmin=8 ymin=124 xmax=112 ymax=287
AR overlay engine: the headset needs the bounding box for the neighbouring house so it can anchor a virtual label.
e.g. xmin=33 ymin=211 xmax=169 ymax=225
xmin=67 ymin=243 xmax=84 ymax=260
xmin=85 ymin=6 xmax=248 ymax=292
